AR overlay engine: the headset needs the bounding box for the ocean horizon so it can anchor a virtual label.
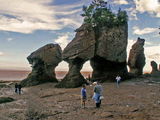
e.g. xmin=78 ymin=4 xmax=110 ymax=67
xmin=0 ymin=69 xmax=92 ymax=81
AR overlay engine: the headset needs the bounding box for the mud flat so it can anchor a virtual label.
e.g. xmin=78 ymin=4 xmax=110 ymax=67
xmin=0 ymin=78 xmax=160 ymax=120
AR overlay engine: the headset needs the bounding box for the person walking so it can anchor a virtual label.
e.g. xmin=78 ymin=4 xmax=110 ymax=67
xmin=116 ymin=75 xmax=121 ymax=88
xmin=92 ymin=81 xmax=103 ymax=108
xmin=81 ymin=84 xmax=87 ymax=108
xmin=18 ymin=84 xmax=22 ymax=94
xmin=15 ymin=83 xmax=18 ymax=93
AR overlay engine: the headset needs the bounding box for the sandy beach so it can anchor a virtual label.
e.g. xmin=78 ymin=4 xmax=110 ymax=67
xmin=0 ymin=77 xmax=160 ymax=120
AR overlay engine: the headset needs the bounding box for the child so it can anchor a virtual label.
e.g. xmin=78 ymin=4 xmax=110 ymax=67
xmin=81 ymin=84 xmax=87 ymax=108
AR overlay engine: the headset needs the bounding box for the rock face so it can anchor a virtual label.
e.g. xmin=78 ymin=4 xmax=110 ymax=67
xmin=62 ymin=24 xmax=96 ymax=60
xmin=91 ymin=24 xmax=128 ymax=81
xmin=58 ymin=23 xmax=128 ymax=88
xmin=150 ymin=61 xmax=160 ymax=77
xmin=57 ymin=24 xmax=96 ymax=88
xmin=151 ymin=61 xmax=158 ymax=73
xmin=21 ymin=44 xmax=62 ymax=86
xmin=128 ymin=37 xmax=145 ymax=75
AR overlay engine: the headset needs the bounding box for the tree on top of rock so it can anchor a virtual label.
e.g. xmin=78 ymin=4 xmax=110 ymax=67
xmin=81 ymin=0 xmax=128 ymax=28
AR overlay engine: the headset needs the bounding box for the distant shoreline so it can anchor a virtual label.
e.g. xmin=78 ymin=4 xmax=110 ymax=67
xmin=0 ymin=70 xmax=92 ymax=81
xmin=0 ymin=69 xmax=150 ymax=82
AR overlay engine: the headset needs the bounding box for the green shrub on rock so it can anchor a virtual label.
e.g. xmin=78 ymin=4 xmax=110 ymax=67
xmin=81 ymin=0 xmax=128 ymax=28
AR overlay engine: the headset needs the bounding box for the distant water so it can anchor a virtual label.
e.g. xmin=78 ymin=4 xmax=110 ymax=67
xmin=56 ymin=71 xmax=92 ymax=80
xmin=0 ymin=70 xmax=92 ymax=81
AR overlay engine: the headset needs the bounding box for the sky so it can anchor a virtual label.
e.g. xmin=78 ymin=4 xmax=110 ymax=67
xmin=0 ymin=0 xmax=159 ymax=72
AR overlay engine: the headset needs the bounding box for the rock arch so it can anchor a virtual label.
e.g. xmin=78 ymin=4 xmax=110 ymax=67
xmin=57 ymin=22 xmax=128 ymax=88
xmin=56 ymin=24 xmax=95 ymax=88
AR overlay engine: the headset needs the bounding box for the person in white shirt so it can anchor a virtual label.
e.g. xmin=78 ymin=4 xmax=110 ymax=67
xmin=116 ymin=75 xmax=121 ymax=88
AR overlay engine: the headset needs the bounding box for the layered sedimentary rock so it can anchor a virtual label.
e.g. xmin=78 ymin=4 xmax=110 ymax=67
xmin=58 ymin=23 xmax=128 ymax=88
xmin=150 ymin=61 xmax=160 ymax=77
xmin=91 ymin=24 xmax=128 ymax=81
xmin=57 ymin=24 xmax=96 ymax=88
xmin=128 ymin=37 xmax=145 ymax=75
xmin=21 ymin=44 xmax=62 ymax=86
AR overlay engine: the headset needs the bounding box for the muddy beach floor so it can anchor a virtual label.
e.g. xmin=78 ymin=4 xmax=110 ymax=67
xmin=0 ymin=78 xmax=160 ymax=120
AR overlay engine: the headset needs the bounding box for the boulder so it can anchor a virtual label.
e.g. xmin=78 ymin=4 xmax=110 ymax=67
xmin=150 ymin=61 xmax=160 ymax=77
xmin=128 ymin=37 xmax=145 ymax=75
xmin=21 ymin=44 xmax=62 ymax=86
xmin=57 ymin=24 xmax=95 ymax=88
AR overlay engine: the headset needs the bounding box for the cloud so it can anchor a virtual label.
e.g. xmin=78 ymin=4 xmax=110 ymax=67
xmin=134 ymin=0 xmax=160 ymax=17
xmin=148 ymin=53 xmax=160 ymax=59
xmin=0 ymin=0 xmax=83 ymax=34
xmin=125 ymin=7 xmax=138 ymax=20
xmin=113 ymin=0 xmax=129 ymax=5
xmin=0 ymin=60 xmax=31 ymax=70
xmin=7 ymin=38 xmax=14 ymax=41
xmin=55 ymin=33 xmax=72 ymax=50
xmin=0 ymin=52 xmax=4 ymax=56
xmin=145 ymin=45 xmax=160 ymax=70
xmin=145 ymin=45 xmax=160 ymax=58
xmin=133 ymin=26 xmax=158 ymax=35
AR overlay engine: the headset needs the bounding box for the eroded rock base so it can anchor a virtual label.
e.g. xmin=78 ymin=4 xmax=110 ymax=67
xmin=91 ymin=56 xmax=128 ymax=82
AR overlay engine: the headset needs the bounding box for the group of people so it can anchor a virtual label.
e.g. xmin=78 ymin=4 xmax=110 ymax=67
xmin=81 ymin=81 xmax=103 ymax=108
xmin=15 ymin=83 xmax=22 ymax=94
xmin=81 ymin=75 xmax=122 ymax=108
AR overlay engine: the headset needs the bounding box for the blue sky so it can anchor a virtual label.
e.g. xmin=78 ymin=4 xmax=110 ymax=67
xmin=0 ymin=0 xmax=159 ymax=72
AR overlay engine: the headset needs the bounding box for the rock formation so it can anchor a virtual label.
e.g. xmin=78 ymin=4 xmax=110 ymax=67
xmin=91 ymin=24 xmax=128 ymax=82
xmin=128 ymin=37 xmax=145 ymax=75
xmin=56 ymin=2 xmax=129 ymax=87
xmin=21 ymin=44 xmax=62 ymax=86
xmin=57 ymin=22 xmax=128 ymax=88
xmin=151 ymin=61 xmax=158 ymax=73
xmin=150 ymin=61 xmax=160 ymax=77
xmin=57 ymin=24 xmax=96 ymax=88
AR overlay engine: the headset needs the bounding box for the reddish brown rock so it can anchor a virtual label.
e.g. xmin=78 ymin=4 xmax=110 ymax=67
xmin=21 ymin=44 xmax=62 ymax=86
xmin=91 ymin=24 xmax=128 ymax=81
xmin=151 ymin=61 xmax=158 ymax=73
xmin=58 ymin=23 xmax=128 ymax=87
xmin=57 ymin=24 xmax=96 ymax=88
xmin=128 ymin=37 xmax=145 ymax=75
xmin=150 ymin=61 xmax=160 ymax=77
